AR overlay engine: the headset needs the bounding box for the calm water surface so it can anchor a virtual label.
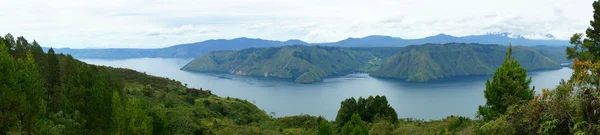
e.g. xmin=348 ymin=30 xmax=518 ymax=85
xmin=82 ymin=58 xmax=573 ymax=120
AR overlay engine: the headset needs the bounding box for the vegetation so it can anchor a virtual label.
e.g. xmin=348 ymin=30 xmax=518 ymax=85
xmin=370 ymin=43 xmax=561 ymax=82
xmin=477 ymin=46 xmax=535 ymax=122
xmin=181 ymin=45 xmax=392 ymax=83
xmin=474 ymin=1 xmax=600 ymax=134
xmin=335 ymin=96 xmax=398 ymax=126
xmin=184 ymin=43 xmax=564 ymax=83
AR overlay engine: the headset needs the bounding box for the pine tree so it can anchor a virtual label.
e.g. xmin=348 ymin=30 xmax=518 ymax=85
xmin=0 ymin=41 xmax=19 ymax=134
xmin=14 ymin=36 xmax=29 ymax=59
xmin=47 ymin=48 xmax=62 ymax=112
xmin=3 ymin=33 xmax=15 ymax=52
xmin=478 ymin=45 xmax=534 ymax=122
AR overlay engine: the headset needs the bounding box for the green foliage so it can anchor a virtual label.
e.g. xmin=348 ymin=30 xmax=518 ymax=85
xmin=477 ymin=2 xmax=600 ymax=134
xmin=478 ymin=115 xmax=516 ymax=135
xmin=0 ymin=44 xmax=47 ymax=134
xmin=318 ymin=119 xmax=334 ymax=135
xmin=478 ymin=46 xmax=534 ymax=122
xmin=336 ymin=95 xmax=398 ymax=126
xmin=369 ymin=119 xmax=394 ymax=135
xmin=341 ymin=114 xmax=368 ymax=135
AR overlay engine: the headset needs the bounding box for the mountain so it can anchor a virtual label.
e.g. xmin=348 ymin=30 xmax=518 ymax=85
xmin=180 ymin=45 xmax=399 ymax=83
xmin=51 ymin=37 xmax=309 ymax=59
xmin=314 ymin=32 xmax=569 ymax=47
xmin=51 ymin=33 xmax=569 ymax=59
xmin=369 ymin=43 xmax=562 ymax=82
xmin=182 ymin=44 xmax=563 ymax=83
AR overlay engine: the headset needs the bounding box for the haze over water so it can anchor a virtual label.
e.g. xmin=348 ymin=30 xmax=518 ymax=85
xmin=82 ymin=58 xmax=573 ymax=120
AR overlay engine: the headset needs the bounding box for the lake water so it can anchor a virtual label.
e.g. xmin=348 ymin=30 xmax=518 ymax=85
xmin=81 ymin=58 xmax=573 ymax=120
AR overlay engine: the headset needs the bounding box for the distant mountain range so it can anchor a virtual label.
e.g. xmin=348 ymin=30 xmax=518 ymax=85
xmin=49 ymin=32 xmax=570 ymax=59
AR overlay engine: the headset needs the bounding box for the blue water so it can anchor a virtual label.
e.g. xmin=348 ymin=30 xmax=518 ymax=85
xmin=82 ymin=58 xmax=573 ymax=120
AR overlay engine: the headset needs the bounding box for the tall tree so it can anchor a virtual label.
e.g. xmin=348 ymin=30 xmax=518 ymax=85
xmin=3 ymin=33 xmax=15 ymax=51
xmin=584 ymin=1 xmax=600 ymax=61
xmin=17 ymin=53 xmax=47 ymax=134
xmin=336 ymin=97 xmax=357 ymax=126
xmin=0 ymin=41 xmax=18 ymax=134
xmin=47 ymin=48 xmax=62 ymax=112
xmin=14 ymin=36 xmax=29 ymax=59
xmin=478 ymin=46 xmax=534 ymax=122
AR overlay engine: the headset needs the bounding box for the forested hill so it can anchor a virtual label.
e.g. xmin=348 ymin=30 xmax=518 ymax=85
xmin=182 ymin=43 xmax=564 ymax=83
xmin=51 ymin=33 xmax=568 ymax=59
xmin=369 ymin=44 xmax=562 ymax=82
xmin=181 ymin=45 xmax=400 ymax=83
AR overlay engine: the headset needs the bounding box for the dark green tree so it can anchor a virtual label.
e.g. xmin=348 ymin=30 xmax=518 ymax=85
xmin=0 ymin=41 xmax=18 ymax=134
xmin=478 ymin=45 xmax=534 ymax=122
xmin=336 ymin=96 xmax=398 ymax=126
xmin=566 ymin=1 xmax=600 ymax=61
xmin=30 ymin=41 xmax=47 ymax=73
xmin=3 ymin=33 xmax=15 ymax=52
xmin=318 ymin=119 xmax=333 ymax=135
xmin=0 ymin=43 xmax=47 ymax=134
xmin=336 ymin=97 xmax=357 ymax=126
xmin=14 ymin=36 xmax=29 ymax=59
xmin=47 ymin=48 xmax=62 ymax=112
xmin=340 ymin=114 xmax=368 ymax=135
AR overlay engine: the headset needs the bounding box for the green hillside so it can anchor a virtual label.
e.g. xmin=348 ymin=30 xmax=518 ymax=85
xmin=370 ymin=44 xmax=561 ymax=82
xmin=183 ymin=44 xmax=563 ymax=83
xmin=181 ymin=45 xmax=395 ymax=83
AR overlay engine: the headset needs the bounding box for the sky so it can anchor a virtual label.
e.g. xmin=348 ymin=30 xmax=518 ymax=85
xmin=0 ymin=0 xmax=595 ymax=48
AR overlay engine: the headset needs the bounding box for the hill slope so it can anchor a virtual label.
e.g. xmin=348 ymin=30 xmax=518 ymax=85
xmin=182 ymin=44 xmax=563 ymax=83
xmin=181 ymin=45 xmax=396 ymax=83
xmin=369 ymin=43 xmax=562 ymax=82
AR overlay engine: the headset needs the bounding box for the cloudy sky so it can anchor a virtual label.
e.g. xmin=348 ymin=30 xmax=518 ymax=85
xmin=0 ymin=0 xmax=595 ymax=48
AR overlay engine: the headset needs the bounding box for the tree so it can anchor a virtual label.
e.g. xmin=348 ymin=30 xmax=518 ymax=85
xmin=111 ymin=91 xmax=126 ymax=134
xmin=341 ymin=114 xmax=368 ymax=135
xmin=47 ymin=48 xmax=62 ymax=112
xmin=478 ymin=45 xmax=534 ymax=122
xmin=318 ymin=119 xmax=333 ymax=135
xmin=125 ymin=99 xmax=153 ymax=135
xmin=336 ymin=97 xmax=357 ymax=126
xmin=566 ymin=33 xmax=593 ymax=60
xmin=0 ymin=42 xmax=18 ymax=134
xmin=336 ymin=96 xmax=398 ymax=126
xmin=3 ymin=33 xmax=15 ymax=52
xmin=14 ymin=36 xmax=29 ymax=59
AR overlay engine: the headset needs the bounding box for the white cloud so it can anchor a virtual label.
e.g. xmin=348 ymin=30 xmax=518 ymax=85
xmin=0 ymin=0 xmax=595 ymax=48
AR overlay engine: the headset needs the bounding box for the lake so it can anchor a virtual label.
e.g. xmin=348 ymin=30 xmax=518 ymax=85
xmin=81 ymin=58 xmax=573 ymax=120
